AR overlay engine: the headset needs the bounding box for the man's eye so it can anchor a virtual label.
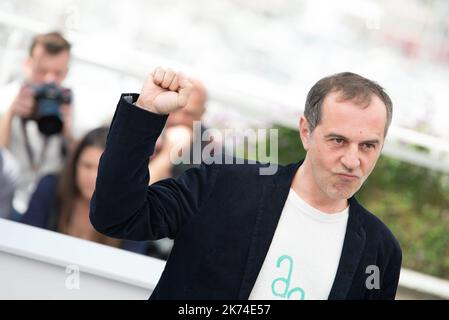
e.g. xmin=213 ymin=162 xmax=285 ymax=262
xmin=362 ymin=143 xmax=375 ymax=150
xmin=333 ymin=138 xmax=344 ymax=144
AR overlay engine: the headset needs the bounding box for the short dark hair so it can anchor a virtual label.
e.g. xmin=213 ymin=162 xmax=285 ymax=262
xmin=304 ymin=72 xmax=393 ymax=136
xmin=29 ymin=31 xmax=71 ymax=56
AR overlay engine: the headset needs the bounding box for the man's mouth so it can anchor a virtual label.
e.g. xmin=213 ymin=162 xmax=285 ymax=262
xmin=337 ymin=173 xmax=359 ymax=180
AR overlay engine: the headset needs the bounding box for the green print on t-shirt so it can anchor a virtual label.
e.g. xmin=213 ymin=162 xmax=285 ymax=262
xmin=271 ymin=254 xmax=305 ymax=300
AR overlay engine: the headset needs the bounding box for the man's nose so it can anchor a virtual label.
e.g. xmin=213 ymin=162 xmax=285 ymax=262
xmin=341 ymin=144 xmax=360 ymax=170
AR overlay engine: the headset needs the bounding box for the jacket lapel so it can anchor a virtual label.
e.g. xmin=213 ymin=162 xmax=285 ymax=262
xmin=328 ymin=197 xmax=366 ymax=299
xmin=237 ymin=162 xmax=301 ymax=299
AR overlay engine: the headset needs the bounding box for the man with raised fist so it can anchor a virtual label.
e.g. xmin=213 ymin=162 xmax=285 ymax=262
xmin=90 ymin=67 xmax=402 ymax=300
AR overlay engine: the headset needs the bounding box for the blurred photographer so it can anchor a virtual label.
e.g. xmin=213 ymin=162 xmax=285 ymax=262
xmin=0 ymin=31 xmax=73 ymax=217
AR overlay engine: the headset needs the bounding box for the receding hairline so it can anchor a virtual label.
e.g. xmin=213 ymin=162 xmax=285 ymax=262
xmin=325 ymin=88 xmax=387 ymax=110
xmin=304 ymin=72 xmax=393 ymax=137
xmin=316 ymin=90 xmax=389 ymax=136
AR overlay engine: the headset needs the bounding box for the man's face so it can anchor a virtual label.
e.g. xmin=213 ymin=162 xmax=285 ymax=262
xmin=24 ymin=45 xmax=70 ymax=85
xmin=300 ymin=91 xmax=387 ymax=200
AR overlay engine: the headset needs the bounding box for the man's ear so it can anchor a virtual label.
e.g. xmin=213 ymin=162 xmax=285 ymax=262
xmin=299 ymin=116 xmax=311 ymax=151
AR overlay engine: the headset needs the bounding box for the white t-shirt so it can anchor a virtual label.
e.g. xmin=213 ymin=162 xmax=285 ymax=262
xmin=249 ymin=188 xmax=349 ymax=300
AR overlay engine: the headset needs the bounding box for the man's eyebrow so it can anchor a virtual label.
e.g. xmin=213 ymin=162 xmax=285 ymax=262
xmin=324 ymin=133 xmax=349 ymax=140
xmin=361 ymin=139 xmax=380 ymax=145
xmin=324 ymin=133 xmax=380 ymax=144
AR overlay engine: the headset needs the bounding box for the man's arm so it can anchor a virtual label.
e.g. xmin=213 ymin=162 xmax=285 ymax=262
xmin=90 ymin=68 xmax=219 ymax=241
xmin=0 ymin=86 xmax=35 ymax=148
xmin=60 ymin=103 xmax=75 ymax=151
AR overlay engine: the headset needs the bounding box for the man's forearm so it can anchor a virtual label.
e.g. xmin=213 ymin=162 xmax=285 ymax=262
xmin=90 ymin=94 xmax=169 ymax=240
xmin=91 ymin=68 xmax=197 ymax=240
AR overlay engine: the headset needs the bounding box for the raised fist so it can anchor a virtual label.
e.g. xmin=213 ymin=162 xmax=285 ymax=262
xmin=135 ymin=67 xmax=193 ymax=115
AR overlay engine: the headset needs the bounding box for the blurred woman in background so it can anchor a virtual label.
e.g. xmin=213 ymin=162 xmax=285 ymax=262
xmin=21 ymin=126 xmax=147 ymax=254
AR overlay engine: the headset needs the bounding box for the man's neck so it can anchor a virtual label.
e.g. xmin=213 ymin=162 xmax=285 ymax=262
xmin=291 ymin=159 xmax=348 ymax=214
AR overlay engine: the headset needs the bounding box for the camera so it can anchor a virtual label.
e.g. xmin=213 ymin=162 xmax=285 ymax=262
xmin=31 ymin=83 xmax=72 ymax=136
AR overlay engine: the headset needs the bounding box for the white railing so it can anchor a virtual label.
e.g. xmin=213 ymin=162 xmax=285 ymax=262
xmin=399 ymin=268 xmax=449 ymax=300
xmin=1 ymin=218 xmax=449 ymax=300
xmin=0 ymin=218 xmax=164 ymax=300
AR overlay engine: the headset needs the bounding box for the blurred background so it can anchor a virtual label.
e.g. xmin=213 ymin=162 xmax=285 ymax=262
xmin=0 ymin=0 xmax=448 ymax=299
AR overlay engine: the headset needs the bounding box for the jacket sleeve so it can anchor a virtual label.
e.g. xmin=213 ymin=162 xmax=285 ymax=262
xmin=379 ymin=239 xmax=403 ymax=300
xmin=90 ymin=94 xmax=218 ymax=241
